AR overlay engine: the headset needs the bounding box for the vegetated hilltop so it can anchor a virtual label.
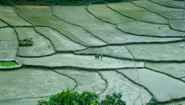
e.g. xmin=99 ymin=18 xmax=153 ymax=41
xmin=0 ymin=0 xmax=129 ymax=6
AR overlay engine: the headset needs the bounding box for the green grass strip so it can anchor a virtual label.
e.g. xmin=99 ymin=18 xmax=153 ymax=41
xmin=22 ymin=40 xmax=31 ymax=44
xmin=2 ymin=62 xmax=18 ymax=67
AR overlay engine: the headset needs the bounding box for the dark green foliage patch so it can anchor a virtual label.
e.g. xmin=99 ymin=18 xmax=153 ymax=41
xmin=146 ymin=98 xmax=158 ymax=105
xmin=0 ymin=0 xmax=128 ymax=5
xmin=37 ymin=89 xmax=126 ymax=105
xmin=37 ymin=89 xmax=158 ymax=105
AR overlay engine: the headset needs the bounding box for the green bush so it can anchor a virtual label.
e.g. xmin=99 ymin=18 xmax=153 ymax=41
xmin=146 ymin=98 xmax=158 ymax=105
xmin=37 ymin=89 xmax=126 ymax=105
xmin=37 ymin=89 xmax=159 ymax=105
xmin=100 ymin=93 xmax=126 ymax=105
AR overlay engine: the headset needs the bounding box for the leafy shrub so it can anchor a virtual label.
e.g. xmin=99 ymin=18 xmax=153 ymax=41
xmin=100 ymin=93 xmax=126 ymax=105
xmin=38 ymin=89 xmax=159 ymax=105
xmin=0 ymin=0 xmax=11 ymax=5
xmin=146 ymin=98 xmax=158 ymax=105
xmin=37 ymin=89 xmax=126 ymax=105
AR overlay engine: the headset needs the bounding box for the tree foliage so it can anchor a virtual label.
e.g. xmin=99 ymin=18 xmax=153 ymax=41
xmin=0 ymin=0 xmax=128 ymax=5
xmin=37 ymin=89 xmax=159 ymax=105
xmin=146 ymin=98 xmax=158 ymax=105
xmin=37 ymin=89 xmax=126 ymax=105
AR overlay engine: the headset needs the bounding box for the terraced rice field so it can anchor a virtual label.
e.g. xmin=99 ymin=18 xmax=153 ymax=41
xmin=1 ymin=0 xmax=185 ymax=105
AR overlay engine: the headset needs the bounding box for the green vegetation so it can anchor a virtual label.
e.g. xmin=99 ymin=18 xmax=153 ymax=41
xmin=38 ymin=89 xmax=159 ymax=105
xmin=0 ymin=0 xmax=128 ymax=6
xmin=100 ymin=93 xmax=126 ymax=105
xmin=2 ymin=62 xmax=18 ymax=67
xmin=37 ymin=89 xmax=126 ymax=105
xmin=146 ymin=98 xmax=158 ymax=105
xmin=168 ymin=98 xmax=182 ymax=105
xmin=22 ymin=40 xmax=31 ymax=44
